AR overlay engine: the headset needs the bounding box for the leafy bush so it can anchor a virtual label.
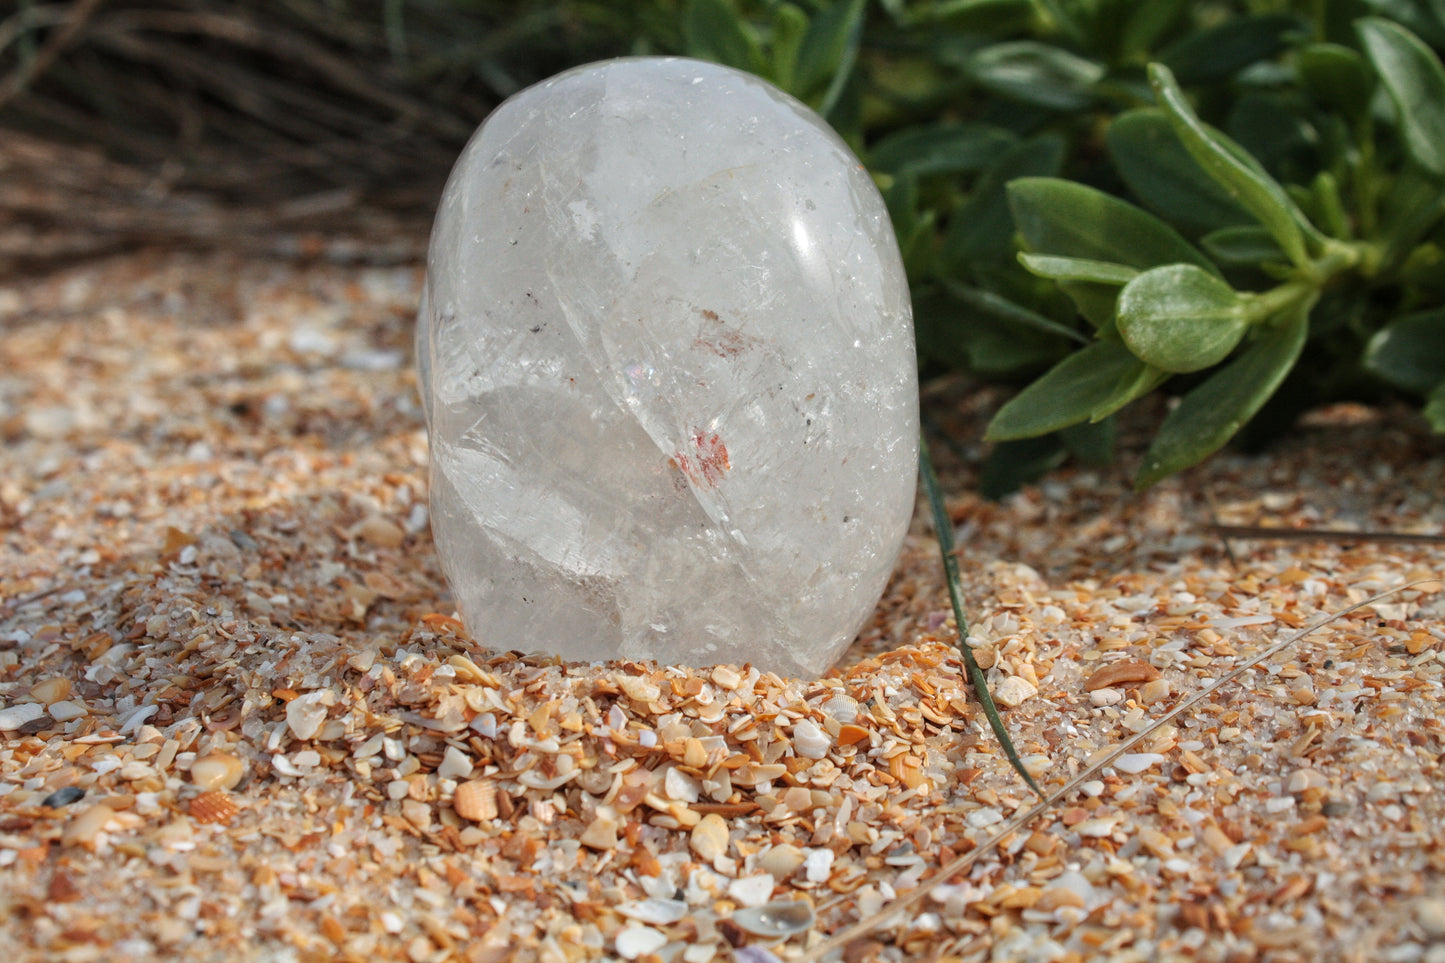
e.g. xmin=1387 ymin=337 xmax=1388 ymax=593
xmin=641 ymin=0 xmax=1445 ymax=494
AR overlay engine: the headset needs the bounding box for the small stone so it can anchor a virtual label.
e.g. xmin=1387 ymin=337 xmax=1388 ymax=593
xmin=401 ymin=799 xmax=432 ymax=831
xmin=190 ymin=752 xmax=247 ymax=791
xmin=614 ymin=925 xmax=668 ymax=960
xmin=47 ymin=700 xmax=87 ymax=722
xmin=41 ymin=786 xmax=86 ymax=809
xmin=1415 ymin=898 xmax=1445 ymax=939
xmin=437 ymin=745 xmax=473 ymax=781
xmin=62 ymin=804 xmax=116 ymax=850
xmin=731 ymin=899 xmax=815 ymax=938
xmin=1089 ymin=687 xmax=1124 ymax=707
xmin=1113 ymin=752 xmax=1165 ymax=774
xmin=1286 ymin=767 xmax=1329 ymax=794
xmin=1076 ymin=815 xmax=1121 ymax=838
xmin=285 ymin=691 xmax=331 ymax=740
xmin=757 ymin=843 xmax=806 ymax=879
xmin=1084 ymin=660 xmax=1160 ymax=691
xmin=0 ymin=702 xmax=46 ymax=730
xmin=994 ymin=676 xmax=1037 ymax=708
xmin=690 ymin=813 xmax=730 ymax=861
xmin=29 ymin=677 xmax=72 ymax=704
xmin=615 ymin=898 xmax=688 ymax=926
xmin=355 ymin=514 xmax=405 ymax=548
xmin=580 ymin=806 xmax=621 ymax=850
xmin=418 ymin=57 xmax=917 ymax=676
xmin=727 ymin=873 xmax=777 ymax=908
xmin=1138 ymin=679 xmax=1171 ymax=704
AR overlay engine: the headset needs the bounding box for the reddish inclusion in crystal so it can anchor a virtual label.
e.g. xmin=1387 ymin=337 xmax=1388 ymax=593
xmin=671 ymin=429 xmax=730 ymax=487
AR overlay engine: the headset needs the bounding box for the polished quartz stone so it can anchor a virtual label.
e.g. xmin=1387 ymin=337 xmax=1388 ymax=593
xmin=418 ymin=57 xmax=917 ymax=675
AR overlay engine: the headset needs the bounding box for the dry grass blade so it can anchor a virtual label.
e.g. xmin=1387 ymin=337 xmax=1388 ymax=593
xmin=799 ymin=576 xmax=1440 ymax=960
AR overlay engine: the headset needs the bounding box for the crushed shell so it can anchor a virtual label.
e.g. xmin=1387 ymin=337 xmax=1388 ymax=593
xmin=730 ymin=899 xmax=816 ymax=938
xmin=1 ymin=248 xmax=1441 ymax=963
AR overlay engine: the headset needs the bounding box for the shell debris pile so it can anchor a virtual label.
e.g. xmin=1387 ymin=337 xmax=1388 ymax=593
xmin=1 ymin=250 xmax=1443 ymax=963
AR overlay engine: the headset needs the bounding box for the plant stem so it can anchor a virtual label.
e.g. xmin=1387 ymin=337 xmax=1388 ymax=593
xmin=919 ymin=431 xmax=1045 ymax=800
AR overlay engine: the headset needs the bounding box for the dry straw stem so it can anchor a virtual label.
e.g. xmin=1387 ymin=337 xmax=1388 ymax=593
xmin=801 ymin=576 xmax=1441 ymax=959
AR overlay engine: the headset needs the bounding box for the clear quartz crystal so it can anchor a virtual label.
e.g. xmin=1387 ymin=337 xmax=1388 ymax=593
xmin=417 ymin=57 xmax=917 ymax=676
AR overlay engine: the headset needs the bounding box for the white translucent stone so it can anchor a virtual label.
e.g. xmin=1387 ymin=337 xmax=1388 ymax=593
xmin=418 ymin=57 xmax=917 ymax=676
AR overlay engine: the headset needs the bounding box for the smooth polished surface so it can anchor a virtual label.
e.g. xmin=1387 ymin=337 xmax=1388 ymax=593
xmin=418 ymin=57 xmax=917 ymax=675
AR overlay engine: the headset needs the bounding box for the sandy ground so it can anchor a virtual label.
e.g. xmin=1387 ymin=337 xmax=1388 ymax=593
xmin=1 ymin=247 xmax=1443 ymax=963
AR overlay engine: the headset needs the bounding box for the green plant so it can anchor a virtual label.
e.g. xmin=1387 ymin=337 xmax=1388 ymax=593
xmin=654 ymin=0 xmax=1445 ymax=494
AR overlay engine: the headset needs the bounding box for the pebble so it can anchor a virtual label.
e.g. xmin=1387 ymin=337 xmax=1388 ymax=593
xmin=62 ymin=803 xmax=116 ymax=850
xmin=615 ymin=898 xmax=688 ymax=925
xmin=614 ymin=924 xmax=667 ymax=960
xmin=994 ymin=675 xmax=1037 ymax=708
xmin=1286 ymin=767 xmax=1329 ymax=794
xmin=48 ymin=700 xmax=88 ymax=722
xmin=731 ymin=899 xmax=815 ymax=937
xmin=1415 ymin=898 xmax=1445 ymax=939
xmin=355 ymin=514 xmax=405 ymax=548
xmin=1089 ymin=687 xmax=1124 ymax=707
xmin=690 ymin=813 xmax=730 ymax=861
xmin=727 ymin=873 xmax=776 ymax=908
xmin=757 ymin=843 xmax=806 ymax=879
xmin=400 ymin=799 xmax=432 ymax=831
xmin=41 ymin=786 xmax=86 ymax=809
xmin=1076 ymin=815 xmax=1121 ymax=838
xmin=1138 ymin=678 xmax=1171 ymax=704
xmin=29 ymin=676 xmax=72 ymax=704
xmin=1113 ymin=752 xmax=1165 ymax=774
xmin=437 ymin=745 xmax=473 ymax=781
xmin=0 ymin=702 xmax=47 ymax=730
xmin=285 ymin=691 xmax=331 ymax=740
xmin=190 ymin=752 xmax=247 ymax=791
xmin=803 ymin=848 xmax=834 ymax=884
xmin=580 ymin=806 xmax=620 ymax=850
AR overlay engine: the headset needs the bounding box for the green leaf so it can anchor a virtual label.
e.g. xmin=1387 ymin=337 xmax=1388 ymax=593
xmin=1201 ymin=225 xmax=1291 ymax=266
xmin=968 ymin=41 xmax=1105 ymax=111
xmin=769 ymin=3 xmax=809 ymax=91
xmin=1135 ymin=301 xmax=1311 ymax=488
xmin=1057 ymin=281 xmax=1126 ymax=332
xmin=795 ymin=0 xmax=867 ymax=117
xmin=870 ymin=123 xmax=1018 ymax=177
xmin=683 ymin=0 xmax=763 ymax=72
xmin=1148 ymin=63 xmax=1323 ymax=269
xmin=941 ymin=132 xmax=1066 ymax=270
xmin=913 ymin=286 xmax=1067 ymax=374
xmin=1116 ymin=264 xmax=1249 ymax=373
xmin=922 ymin=0 xmax=1036 ymax=34
xmin=1296 ymin=42 xmax=1374 ymax=121
xmin=987 ymin=340 xmax=1165 ymax=440
xmin=979 ymin=436 xmax=1069 ymax=499
xmin=1108 ymin=108 xmax=1255 ymax=238
xmin=1425 ymin=381 xmax=1445 ymax=432
xmin=1357 ymin=17 xmax=1445 ymax=176
xmin=1363 ymin=308 xmax=1445 ymax=393
xmin=1059 ymin=416 xmax=1115 ymax=466
xmin=938 ymin=280 xmax=1090 ymax=344
xmin=1018 ymin=253 xmax=1140 ymax=285
xmin=1158 ymin=13 xmax=1305 ymax=84
xmin=1007 ymin=177 xmax=1219 ymax=274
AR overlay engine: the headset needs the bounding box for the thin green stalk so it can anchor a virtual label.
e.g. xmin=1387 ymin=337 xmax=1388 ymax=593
xmin=919 ymin=431 xmax=1045 ymax=800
